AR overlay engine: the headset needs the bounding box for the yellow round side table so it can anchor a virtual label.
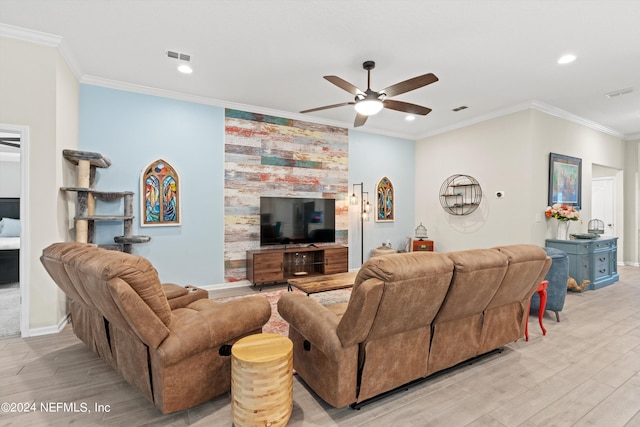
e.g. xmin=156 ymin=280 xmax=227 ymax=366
xmin=231 ymin=333 xmax=293 ymax=427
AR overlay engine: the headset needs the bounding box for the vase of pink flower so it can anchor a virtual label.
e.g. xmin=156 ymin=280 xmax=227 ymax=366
xmin=545 ymin=204 xmax=579 ymax=239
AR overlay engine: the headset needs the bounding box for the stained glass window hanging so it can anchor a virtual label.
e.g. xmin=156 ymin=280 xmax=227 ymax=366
xmin=376 ymin=176 xmax=394 ymax=222
xmin=141 ymin=159 xmax=180 ymax=226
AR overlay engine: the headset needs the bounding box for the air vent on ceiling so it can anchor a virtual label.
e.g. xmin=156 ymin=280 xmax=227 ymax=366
xmin=166 ymin=50 xmax=191 ymax=62
xmin=452 ymin=105 xmax=468 ymax=112
xmin=604 ymin=88 xmax=633 ymax=98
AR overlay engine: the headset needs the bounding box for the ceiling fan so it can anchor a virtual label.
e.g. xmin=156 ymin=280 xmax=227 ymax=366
xmin=300 ymin=60 xmax=438 ymax=127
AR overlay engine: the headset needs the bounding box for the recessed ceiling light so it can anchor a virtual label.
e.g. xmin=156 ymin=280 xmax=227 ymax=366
xmin=177 ymin=63 xmax=193 ymax=74
xmin=405 ymin=115 xmax=416 ymax=121
xmin=557 ymin=54 xmax=576 ymax=65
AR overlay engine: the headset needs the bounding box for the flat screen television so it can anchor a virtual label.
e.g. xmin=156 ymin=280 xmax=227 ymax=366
xmin=260 ymin=196 xmax=336 ymax=246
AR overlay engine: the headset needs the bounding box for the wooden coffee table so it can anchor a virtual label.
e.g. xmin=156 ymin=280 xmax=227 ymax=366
xmin=287 ymin=270 xmax=357 ymax=295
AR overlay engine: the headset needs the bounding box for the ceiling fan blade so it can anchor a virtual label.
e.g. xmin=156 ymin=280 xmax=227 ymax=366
xmin=300 ymin=102 xmax=354 ymax=114
xmin=383 ymin=99 xmax=432 ymax=115
xmin=381 ymin=73 xmax=438 ymax=97
xmin=354 ymin=113 xmax=368 ymax=127
xmin=324 ymin=76 xmax=364 ymax=96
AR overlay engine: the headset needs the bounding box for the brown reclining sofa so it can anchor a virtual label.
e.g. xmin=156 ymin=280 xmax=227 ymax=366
xmin=278 ymin=244 xmax=551 ymax=408
xmin=41 ymin=242 xmax=271 ymax=414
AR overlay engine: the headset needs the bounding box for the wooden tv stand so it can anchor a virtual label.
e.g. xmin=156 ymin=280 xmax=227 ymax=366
xmin=246 ymin=245 xmax=348 ymax=287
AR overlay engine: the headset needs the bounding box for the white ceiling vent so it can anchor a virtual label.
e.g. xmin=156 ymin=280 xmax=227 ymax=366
xmin=166 ymin=50 xmax=191 ymax=62
xmin=604 ymin=88 xmax=633 ymax=98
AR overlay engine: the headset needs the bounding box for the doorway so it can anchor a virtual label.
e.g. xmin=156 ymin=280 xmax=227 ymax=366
xmin=0 ymin=124 xmax=30 ymax=337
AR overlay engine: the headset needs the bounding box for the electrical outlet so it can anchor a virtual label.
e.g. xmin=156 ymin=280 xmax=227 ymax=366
xmin=495 ymin=191 xmax=505 ymax=199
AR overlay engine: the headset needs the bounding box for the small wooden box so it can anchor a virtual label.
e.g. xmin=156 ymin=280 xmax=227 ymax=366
xmin=412 ymin=239 xmax=434 ymax=252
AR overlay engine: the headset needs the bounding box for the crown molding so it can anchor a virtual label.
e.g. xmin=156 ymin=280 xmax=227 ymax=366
xmin=530 ymin=100 xmax=624 ymax=139
xmin=80 ymin=75 xmax=636 ymax=143
xmin=81 ymin=75 xmax=228 ymax=107
xmin=418 ymin=100 xmax=625 ymax=141
xmin=0 ymin=23 xmax=61 ymax=46
xmin=81 ymin=75 xmax=347 ymax=127
xmin=0 ymin=24 xmax=83 ymax=80
xmin=416 ymin=102 xmax=534 ymax=140
xmin=56 ymin=39 xmax=83 ymax=80
xmin=624 ymin=132 xmax=640 ymax=142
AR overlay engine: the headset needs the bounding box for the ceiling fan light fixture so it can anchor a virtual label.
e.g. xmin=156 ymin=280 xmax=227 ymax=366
xmin=354 ymin=99 xmax=383 ymax=116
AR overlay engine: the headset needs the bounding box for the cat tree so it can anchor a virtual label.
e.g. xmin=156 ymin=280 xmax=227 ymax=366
xmin=61 ymin=149 xmax=150 ymax=253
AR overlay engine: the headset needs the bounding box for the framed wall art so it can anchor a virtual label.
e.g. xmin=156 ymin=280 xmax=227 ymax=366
xmin=376 ymin=176 xmax=394 ymax=222
xmin=548 ymin=152 xmax=581 ymax=209
xmin=141 ymin=159 xmax=181 ymax=226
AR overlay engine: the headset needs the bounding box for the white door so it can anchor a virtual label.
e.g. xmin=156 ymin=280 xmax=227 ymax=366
xmin=591 ymin=177 xmax=615 ymax=236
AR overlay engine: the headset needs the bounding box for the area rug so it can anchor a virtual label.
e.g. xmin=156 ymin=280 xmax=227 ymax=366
xmin=213 ymin=288 xmax=351 ymax=336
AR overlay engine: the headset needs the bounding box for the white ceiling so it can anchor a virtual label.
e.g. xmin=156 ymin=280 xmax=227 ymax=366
xmin=1 ymin=0 xmax=639 ymax=140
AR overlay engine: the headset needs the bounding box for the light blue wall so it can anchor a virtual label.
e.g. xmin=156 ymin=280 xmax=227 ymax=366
xmin=348 ymin=130 xmax=415 ymax=268
xmin=79 ymin=85 xmax=225 ymax=286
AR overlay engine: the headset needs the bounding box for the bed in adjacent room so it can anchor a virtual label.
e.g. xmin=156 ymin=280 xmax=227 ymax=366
xmin=0 ymin=198 xmax=20 ymax=285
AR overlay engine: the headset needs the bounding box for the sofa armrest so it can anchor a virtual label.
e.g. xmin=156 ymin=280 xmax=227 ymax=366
xmin=157 ymin=296 xmax=271 ymax=365
xmin=278 ymin=293 xmax=344 ymax=356
xmin=162 ymin=283 xmax=208 ymax=310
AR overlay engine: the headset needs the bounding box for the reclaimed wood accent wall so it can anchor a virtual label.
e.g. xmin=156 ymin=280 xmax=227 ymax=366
xmin=224 ymin=109 xmax=349 ymax=281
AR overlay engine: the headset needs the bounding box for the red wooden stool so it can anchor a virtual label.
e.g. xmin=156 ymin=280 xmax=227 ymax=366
xmin=525 ymin=280 xmax=548 ymax=341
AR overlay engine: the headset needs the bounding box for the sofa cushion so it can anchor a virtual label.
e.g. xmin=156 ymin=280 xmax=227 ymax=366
xmin=40 ymin=242 xmax=95 ymax=304
xmin=438 ymin=249 xmax=509 ymax=321
xmin=474 ymin=245 xmax=551 ymax=354
xmin=58 ymin=244 xmax=172 ymax=326
xmin=491 ymin=245 xmax=551 ymax=306
xmin=335 ymin=279 xmax=385 ymax=347
xmin=427 ymin=248 xmax=509 ymax=375
xmin=352 ymin=252 xmax=454 ymax=341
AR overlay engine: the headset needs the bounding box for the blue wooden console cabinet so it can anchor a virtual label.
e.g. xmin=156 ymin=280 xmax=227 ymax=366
xmin=545 ymin=237 xmax=619 ymax=291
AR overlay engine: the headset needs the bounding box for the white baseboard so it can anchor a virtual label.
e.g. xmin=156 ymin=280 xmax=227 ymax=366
xmin=199 ymin=280 xmax=254 ymax=292
xmin=28 ymin=313 xmax=70 ymax=337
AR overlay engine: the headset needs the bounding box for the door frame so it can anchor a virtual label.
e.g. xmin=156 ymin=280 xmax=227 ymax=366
xmin=0 ymin=123 xmax=30 ymax=337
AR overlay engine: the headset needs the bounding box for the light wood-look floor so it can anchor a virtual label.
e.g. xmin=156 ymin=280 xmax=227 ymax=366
xmin=1 ymin=266 xmax=638 ymax=426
